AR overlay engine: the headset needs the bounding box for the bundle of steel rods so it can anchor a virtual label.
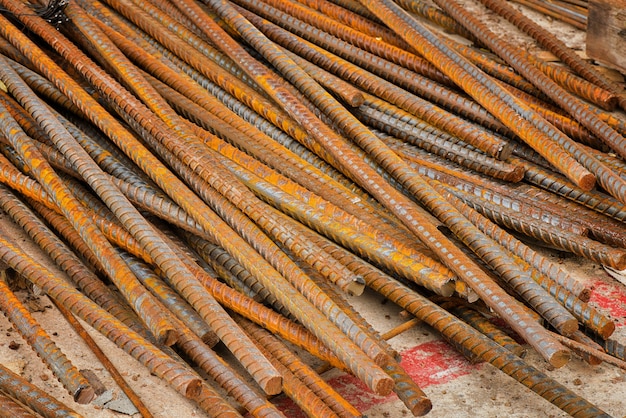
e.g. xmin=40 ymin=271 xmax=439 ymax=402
xmin=0 ymin=0 xmax=624 ymax=416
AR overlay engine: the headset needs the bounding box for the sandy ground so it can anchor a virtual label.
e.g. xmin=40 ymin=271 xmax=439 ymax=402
xmin=0 ymin=0 xmax=625 ymax=417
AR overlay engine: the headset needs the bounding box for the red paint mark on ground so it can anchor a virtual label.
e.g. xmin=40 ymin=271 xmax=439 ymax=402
xmin=273 ymin=340 xmax=477 ymax=416
xmin=589 ymin=278 xmax=626 ymax=327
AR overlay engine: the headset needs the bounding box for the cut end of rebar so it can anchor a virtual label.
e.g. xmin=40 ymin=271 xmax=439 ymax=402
xmin=159 ymin=329 xmax=180 ymax=347
xmin=612 ymin=253 xmax=626 ymax=271
xmin=74 ymin=384 xmax=96 ymax=404
xmin=596 ymin=93 xmax=619 ymax=112
xmin=373 ymin=375 xmax=395 ymax=396
xmin=504 ymin=165 xmax=525 ymax=183
xmin=496 ymin=143 xmax=514 ymax=160
xmin=345 ymin=279 xmax=366 ymax=296
xmin=409 ymin=396 xmax=433 ymax=416
xmin=185 ymin=379 xmax=203 ymax=398
xmin=583 ymin=354 xmax=604 ymax=366
xmin=439 ymin=281 xmax=456 ymax=298
xmin=598 ymin=320 xmax=616 ymax=340
xmin=200 ymin=331 xmax=220 ymax=348
xmin=548 ymin=348 xmax=571 ymax=369
xmin=576 ymin=172 xmax=596 ymax=192
xmin=577 ymin=288 xmax=592 ymax=303
xmin=558 ymin=319 xmax=579 ymax=337
xmin=345 ymin=91 xmax=366 ymax=107
xmin=261 ymin=375 xmax=283 ymax=396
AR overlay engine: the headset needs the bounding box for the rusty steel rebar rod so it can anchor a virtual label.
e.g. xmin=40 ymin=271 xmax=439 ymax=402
xmin=449 ymin=305 xmax=527 ymax=358
xmin=0 ymin=277 xmax=95 ymax=404
xmin=367 ymin=125 xmax=523 ymax=183
xmin=189 ymin=0 xmax=572 ymax=367
xmin=184 ymin=234 xmax=294 ymax=319
xmin=428 ymin=0 xmax=626 ymax=190
xmin=0 ymin=362 xmax=82 ymax=418
xmin=510 ymin=0 xmax=587 ymax=29
xmin=356 ymin=0 xmax=610 ymax=194
xmin=70 ymin=0 xmax=398 ymax=393
xmin=236 ymin=315 xmax=362 ymax=418
xmin=512 ymin=156 xmax=626 ymax=225
xmin=0 ymin=235 xmax=204 ymax=402
xmin=50 ymin=298 xmax=156 ymax=418
xmin=118 ymin=252 xmax=219 ymax=346
xmin=0 ymin=181 xmax=147 ymax=336
xmin=0 ymin=391 xmax=38 ymax=418
xmin=297 ymin=0 xmax=410 ymax=52
xmin=2 ymin=59 xmax=82 ymax=117
xmin=0 ymin=58 xmax=178 ymax=346
xmin=444 ymin=183 xmax=626 ymax=269
xmin=410 ymin=159 xmax=596 ymax=238
xmin=362 ymin=269 xmax=610 ymax=416
xmin=233 ymin=1 xmax=514 ymax=154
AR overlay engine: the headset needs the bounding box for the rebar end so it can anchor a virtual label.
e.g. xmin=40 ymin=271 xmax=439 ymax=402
xmin=548 ymin=348 xmax=571 ymax=369
xmin=74 ymin=384 xmax=96 ymax=404
xmin=373 ymin=375 xmax=395 ymax=396
xmin=409 ymin=396 xmax=433 ymax=416
xmin=261 ymin=375 xmax=283 ymax=396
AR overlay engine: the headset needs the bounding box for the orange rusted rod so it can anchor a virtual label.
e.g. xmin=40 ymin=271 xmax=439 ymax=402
xmin=51 ymin=299 xmax=155 ymax=418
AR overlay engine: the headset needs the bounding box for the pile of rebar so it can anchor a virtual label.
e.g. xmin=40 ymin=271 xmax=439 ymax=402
xmin=0 ymin=0 xmax=624 ymax=416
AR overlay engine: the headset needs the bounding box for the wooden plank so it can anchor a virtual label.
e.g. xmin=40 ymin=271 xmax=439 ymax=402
xmin=586 ymin=0 xmax=626 ymax=74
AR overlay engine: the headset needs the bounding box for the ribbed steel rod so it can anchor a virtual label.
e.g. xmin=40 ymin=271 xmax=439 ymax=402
xmin=51 ymin=298 xmax=156 ymax=418
xmin=297 ymin=0 xmax=412 ymax=51
xmin=233 ymin=1 xmax=514 ymax=154
xmin=0 ymin=235 xmax=203 ymax=401
xmin=119 ymin=252 xmax=218 ymax=345
xmin=449 ymin=305 xmax=527 ymax=358
xmin=236 ymin=315 xmax=361 ymax=418
xmin=445 ymin=183 xmax=626 ymax=269
xmin=365 ymin=122 xmax=523 ymax=182
xmin=429 ymin=0 xmax=626 ymax=199
xmin=513 ymin=157 xmax=626 ymax=224
xmin=0 ymin=391 xmax=38 ymax=418
xmin=364 ymin=272 xmax=609 ymax=417
xmin=0 ymin=57 xmax=178 ymax=346
xmin=358 ymin=0 xmax=596 ymax=191
xmin=2 ymin=59 xmax=82 ymax=117
xmin=0 ymin=278 xmax=94 ymax=404
xmin=248 ymin=0 xmax=453 ymax=88
xmin=0 ymin=363 xmax=81 ymax=418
